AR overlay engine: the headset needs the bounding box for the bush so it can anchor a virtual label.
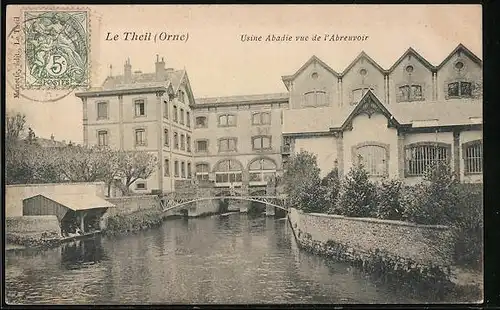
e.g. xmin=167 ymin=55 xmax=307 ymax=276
xmin=334 ymin=162 xmax=378 ymax=217
xmin=321 ymin=167 xmax=341 ymax=207
xmin=374 ymin=178 xmax=405 ymax=220
xmin=403 ymin=162 xmax=461 ymax=225
xmin=451 ymin=183 xmax=483 ymax=269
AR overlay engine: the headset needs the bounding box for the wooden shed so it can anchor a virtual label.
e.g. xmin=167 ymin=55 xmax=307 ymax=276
xmin=23 ymin=193 xmax=115 ymax=235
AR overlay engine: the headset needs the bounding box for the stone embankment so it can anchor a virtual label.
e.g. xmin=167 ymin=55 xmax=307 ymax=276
xmin=6 ymin=215 xmax=62 ymax=250
xmin=288 ymin=208 xmax=482 ymax=302
xmin=103 ymin=195 xmax=169 ymax=236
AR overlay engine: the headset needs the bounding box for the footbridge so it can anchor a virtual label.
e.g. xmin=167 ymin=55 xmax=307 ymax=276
xmin=160 ymin=193 xmax=288 ymax=216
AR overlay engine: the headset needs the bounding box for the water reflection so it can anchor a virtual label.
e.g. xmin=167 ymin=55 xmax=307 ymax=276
xmin=61 ymin=237 xmax=106 ymax=269
xmin=6 ymin=210 xmax=444 ymax=304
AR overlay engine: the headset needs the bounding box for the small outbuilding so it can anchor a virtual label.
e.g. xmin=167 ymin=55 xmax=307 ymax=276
xmin=22 ymin=193 xmax=115 ymax=236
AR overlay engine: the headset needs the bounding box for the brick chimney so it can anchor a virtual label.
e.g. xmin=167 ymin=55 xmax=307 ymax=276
xmin=155 ymin=55 xmax=166 ymax=81
xmin=124 ymin=58 xmax=132 ymax=83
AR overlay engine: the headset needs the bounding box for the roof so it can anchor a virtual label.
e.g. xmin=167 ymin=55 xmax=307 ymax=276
xmin=387 ymin=98 xmax=482 ymax=126
xmin=25 ymin=193 xmax=116 ymax=211
xmin=436 ymin=43 xmax=483 ymax=70
xmin=388 ymin=47 xmax=436 ymax=73
xmin=282 ymin=106 xmax=354 ymax=134
xmin=35 ymin=137 xmax=67 ymax=148
xmin=341 ymin=51 xmax=386 ymax=75
xmin=100 ymin=69 xmax=185 ymax=90
xmin=195 ymin=92 xmax=289 ymax=105
xmin=281 ymin=44 xmax=481 ymax=89
xmin=282 ymin=55 xmax=340 ymax=88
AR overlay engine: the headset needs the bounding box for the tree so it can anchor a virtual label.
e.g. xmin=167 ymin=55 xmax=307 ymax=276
xmin=115 ymin=151 xmax=158 ymax=195
xmin=5 ymin=112 xmax=32 ymax=184
xmin=282 ymin=150 xmax=327 ymax=212
xmin=57 ymin=145 xmax=116 ymax=183
xmin=335 ymin=160 xmax=378 ymax=217
xmin=6 ymin=111 xmax=27 ymax=145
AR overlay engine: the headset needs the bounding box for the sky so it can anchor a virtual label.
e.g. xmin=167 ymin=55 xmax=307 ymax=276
xmin=6 ymin=5 xmax=482 ymax=144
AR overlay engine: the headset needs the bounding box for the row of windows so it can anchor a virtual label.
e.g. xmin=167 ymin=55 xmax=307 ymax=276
xmin=98 ymin=128 xmax=192 ymax=150
xmin=164 ymin=129 xmax=191 ymax=152
xmin=353 ymin=140 xmax=482 ymax=177
xmin=195 ymin=111 xmax=271 ymax=128
xmin=298 ymin=79 xmax=478 ymax=107
xmin=166 ymin=101 xmax=191 ymax=128
xmin=196 ymin=136 xmax=272 ymax=153
xmin=96 ymin=99 xmax=191 ymax=128
xmin=164 ymin=159 xmax=192 ymax=178
xmin=97 ymin=99 xmax=149 ymax=120
xmin=194 ymin=158 xmax=277 ymax=183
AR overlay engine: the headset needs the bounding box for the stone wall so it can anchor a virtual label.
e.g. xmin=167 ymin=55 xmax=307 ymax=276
xmin=105 ymin=195 xmax=160 ymax=216
xmin=288 ymin=208 xmax=454 ymax=267
xmin=6 ymin=182 xmax=106 ymax=217
xmin=6 ymin=215 xmax=62 ymax=247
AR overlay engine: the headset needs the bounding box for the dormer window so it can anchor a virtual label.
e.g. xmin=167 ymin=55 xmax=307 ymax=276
xmin=447 ymin=81 xmax=472 ymax=98
xmin=397 ymin=84 xmax=423 ymax=102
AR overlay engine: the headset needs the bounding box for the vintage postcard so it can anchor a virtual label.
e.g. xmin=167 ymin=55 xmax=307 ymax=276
xmin=4 ymin=4 xmax=483 ymax=305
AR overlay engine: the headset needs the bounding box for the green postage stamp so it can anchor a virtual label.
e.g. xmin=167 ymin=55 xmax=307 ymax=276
xmin=24 ymin=9 xmax=89 ymax=88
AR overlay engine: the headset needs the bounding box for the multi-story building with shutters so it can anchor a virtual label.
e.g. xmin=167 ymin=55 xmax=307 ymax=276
xmin=76 ymin=44 xmax=482 ymax=195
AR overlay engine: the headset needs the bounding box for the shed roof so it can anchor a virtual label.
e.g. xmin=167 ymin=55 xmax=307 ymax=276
xmin=24 ymin=193 xmax=116 ymax=211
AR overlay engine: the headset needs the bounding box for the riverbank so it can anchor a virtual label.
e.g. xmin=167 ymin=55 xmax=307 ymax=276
xmin=103 ymin=202 xmax=236 ymax=236
xmin=287 ymin=208 xmax=482 ymax=302
xmin=104 ymin=206 xmax=171 ymax=236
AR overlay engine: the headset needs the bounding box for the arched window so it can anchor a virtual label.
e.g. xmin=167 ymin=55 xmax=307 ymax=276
xmin=405 ymin=142 xmax=451 ymax=176
xmin=252 ymin=111 xmax=271 ymax=125
xmin=218 ymin=114 xmax=236 ymax=127
xmin=249 ymin=158 xmax=277 ymax=184
xmin=397 ymin=84 xmax=423 ymax=102
xmin=252 ymin=136 xmax=272 ymax=150
xmin=463 ymin=140 xmax=482 ymax=175
xmin=214 ymin=159 xmax=243 ymax=186
xmin=447 ymin=81 xmax=473 ymax=98
xmin=303 ymin=90 xmax=327 ymax=106
xmin=195 ymin=163 xmax=210 ymax=181
xmin=351 ymin=87 xmax=374 ymax=104
xmin=353 ymin=143 xmax=388 ymax=177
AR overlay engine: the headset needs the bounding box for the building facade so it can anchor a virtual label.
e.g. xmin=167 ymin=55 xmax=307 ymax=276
xmin=76 ymin=44 xmax=482 ymax=195
xmin=76 ymin=55 xmax=196 ymax=194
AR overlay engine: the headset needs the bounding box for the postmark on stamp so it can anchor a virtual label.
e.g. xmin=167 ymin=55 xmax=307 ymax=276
xmin=23 ymin=10 xmax=89 ymax=89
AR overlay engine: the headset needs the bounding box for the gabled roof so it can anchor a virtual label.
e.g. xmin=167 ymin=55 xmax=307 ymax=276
xmin=436 ymin=43 xmax=483 ymax=70
xmin=282 ymin=55 xmax=340 ymax=90
xmin=341 ymin=51 xmax=386 ymax=76
xmin=24 ymin=193 xmax=115 ymax=211
xmin=388 ymin=47 xmax=436 ymax=73
xmin=334 ymin=90 xmax=400 ymax=131
xmin=176 ymin=69 xmax=197 ymax=107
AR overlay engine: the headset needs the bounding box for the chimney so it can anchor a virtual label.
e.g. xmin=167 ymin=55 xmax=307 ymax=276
xmin=51 ymin=134 xmax=54 ymax=141
xmin=124 ymin=58 xmax=132 ymax=83
xmin=155 ymin=55 xmax=166 ymax=81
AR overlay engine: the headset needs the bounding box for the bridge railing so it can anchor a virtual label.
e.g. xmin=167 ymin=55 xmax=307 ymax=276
xmin=159 ymin=193 xmax=289 ymax=211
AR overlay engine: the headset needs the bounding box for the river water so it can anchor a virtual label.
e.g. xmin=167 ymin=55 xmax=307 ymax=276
xmin=5 ymin=212 xmax=442 ymax=304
